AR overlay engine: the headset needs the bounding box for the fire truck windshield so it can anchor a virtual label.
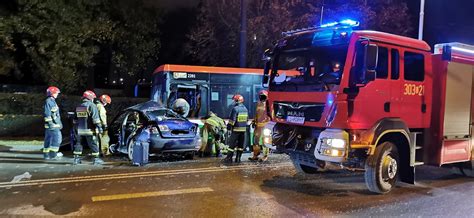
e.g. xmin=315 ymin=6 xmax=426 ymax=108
xmin=270 ymin=44 xmax=348 ymax=92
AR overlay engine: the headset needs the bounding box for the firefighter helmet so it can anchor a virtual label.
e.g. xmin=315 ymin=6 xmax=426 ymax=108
xmin=258 ymin=90 xmax=268 ymax=97
xmin=232 ymin=94 xmax=244 ymax=103
xmin=82 ymin=90 xmax=97 ymax=100
xmin=99 ymin=94 xmax=111 ymax=105
xmin=172 ymin=98 xmax=190 ymax=117
xmin=46 ymin=86 xmax=60 ymax=97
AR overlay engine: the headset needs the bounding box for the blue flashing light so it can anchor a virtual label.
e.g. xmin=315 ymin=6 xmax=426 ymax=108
xmin=339 ymin=19 xmax=359 ymax=26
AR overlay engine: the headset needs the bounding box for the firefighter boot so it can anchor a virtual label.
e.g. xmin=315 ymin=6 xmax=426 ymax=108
xmin=93 ymin=157 xmax=104 ymax=165
xmin=43 ymin=153 xmax=51 ymax=160
xmin=248 ymin=145 xmax=261 ymax=161
xmin=235 ymin=151 xmax=243 ymax=163
xmin=73 ymin=155 xmax=82 ymax=165
xmin=222 ymin=152 xmax=233 ymax=163
xmin=49 ymin=151 xmax=60 ymax=160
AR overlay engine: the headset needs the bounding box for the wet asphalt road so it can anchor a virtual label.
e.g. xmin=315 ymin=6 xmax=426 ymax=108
xmin=0 ymin=142 xmax=473 ymax=217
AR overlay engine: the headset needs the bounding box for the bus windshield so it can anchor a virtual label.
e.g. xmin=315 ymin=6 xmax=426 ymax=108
xmin=270 ymin=44 xmax=349 ymax=92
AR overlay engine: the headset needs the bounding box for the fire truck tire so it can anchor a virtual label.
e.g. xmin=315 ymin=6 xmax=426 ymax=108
xmin=364 ymin=142 xmax=399 ymax=194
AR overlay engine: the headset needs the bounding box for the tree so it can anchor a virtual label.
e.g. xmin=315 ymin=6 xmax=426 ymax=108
xmin=0 ymin=0 xmax=162 ymax=93
xmin=187 ymin=0 xmax=413 ymax=68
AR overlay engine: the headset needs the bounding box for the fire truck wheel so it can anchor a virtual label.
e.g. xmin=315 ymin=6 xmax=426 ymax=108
xmin=364 ymin=142 xmax=399 ymax=194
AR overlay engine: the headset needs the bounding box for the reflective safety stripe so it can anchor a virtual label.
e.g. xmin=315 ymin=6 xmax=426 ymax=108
xmin=78 ymin=129 xmax=94 ymax=135
xmin=44 ymin=117 xmax=53 ymax=122
xmin=206 ymin=119 xmax=219 ymax=127
xmin=233 ymin=127 xmax=246 ymax=132
xmin=50 ymin=147 xmax=59 ymax=152
xmin=237 ymin=113 xmax=248 ymax=122
xmin=236 ymin=148 xmax=244 ymax=151
xmin=51 ymin=124 xmax=61 ymax=128
xmin=227 ymin=148 xmax=234 ymax=152
xmin=256 ymin=122 xmax=268 ymax=127
xmin=43 ymin=148 xmax=50 ymax=153
xmin=228 ymin=120 xmax=235 ymax=125
xmin=51 ymin=106 xmax=59 ymax=112
xmin=44 ymin=125 xmax=50 ymax=129
xmin=93 ymin=119 xmax=101 ymax=124
xmin=73 ymin=151 xmax=83 ymax=155
xmin=92 ymin=152 xmax=100 ymax=157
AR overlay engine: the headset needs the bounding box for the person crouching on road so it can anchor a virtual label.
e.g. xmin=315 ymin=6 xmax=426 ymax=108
xmin=199 ymin=111 xmax=226 ymax=157
xmin=249 ymin=90 xmax=271 ymax=162
xmin=95 ymin=94 xmax=111 ymax=156
xmin=73 ymin=90 xmax=104 ymax=165
xmin=223 ymin=94 xmax=248 ymax=163
xmin=43 ymin=86 xmax=63 ymax=160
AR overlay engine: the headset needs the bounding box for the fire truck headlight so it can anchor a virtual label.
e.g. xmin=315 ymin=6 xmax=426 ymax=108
xmin=327 ymin=138 xmax=346 ymax=149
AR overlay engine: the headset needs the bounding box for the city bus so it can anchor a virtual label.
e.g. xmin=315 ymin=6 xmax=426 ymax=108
xmin=151 ymin=64 xmax=265 ymax=120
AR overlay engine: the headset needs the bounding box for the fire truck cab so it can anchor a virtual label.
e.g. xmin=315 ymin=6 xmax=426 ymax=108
xmin=262 ymin=20 xmax=474 ymax=193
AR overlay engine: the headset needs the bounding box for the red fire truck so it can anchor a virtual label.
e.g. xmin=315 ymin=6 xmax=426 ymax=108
xmin=261 ymin=20 xmax=474 ymax=193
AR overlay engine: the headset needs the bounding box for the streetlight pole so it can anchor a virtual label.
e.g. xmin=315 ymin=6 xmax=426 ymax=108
xmin=418 ymin=0 xmax=425 ymax=40
xmin=239 ymin=0 xmax=247 ymax=68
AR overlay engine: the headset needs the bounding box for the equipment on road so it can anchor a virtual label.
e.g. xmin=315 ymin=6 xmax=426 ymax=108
xmin=262 ymin=19 xmax=474 ymax=193
xmin=132 ymin=129 xmax=150 ymax=166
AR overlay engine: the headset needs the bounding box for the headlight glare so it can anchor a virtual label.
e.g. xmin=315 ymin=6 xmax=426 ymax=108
xmin=158 ymin=124 xmax=170 ymax=132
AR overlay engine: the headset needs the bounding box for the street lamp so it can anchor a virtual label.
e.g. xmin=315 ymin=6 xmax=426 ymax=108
xmin=418 ymin=0 xmax=425 ymax=40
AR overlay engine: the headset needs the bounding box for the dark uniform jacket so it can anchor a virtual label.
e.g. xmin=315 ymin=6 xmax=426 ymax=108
xmin=228 ymin=103 xmax=248 ymax=132
xmin=76 ymin=99 xmax=101 ymax=135
xmin=44 ymin=97 xmax=62 ymax=130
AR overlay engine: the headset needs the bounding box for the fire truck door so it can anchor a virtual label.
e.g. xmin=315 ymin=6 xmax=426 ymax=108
xmin=440 ymin=62 xmax=473 ymax=164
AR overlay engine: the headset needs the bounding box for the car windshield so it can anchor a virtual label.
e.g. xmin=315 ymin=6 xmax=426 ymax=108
xmin=145 ymin=109 xmax=182 ymax=121
xmin=270 ymin=44 xmax=349 ymax=92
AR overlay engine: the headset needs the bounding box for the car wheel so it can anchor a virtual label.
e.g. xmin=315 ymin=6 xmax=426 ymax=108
xmin=364 ymin=141 xmax=399 ymax=194
xmin=127 ymin=139 xmax=135 ymax=161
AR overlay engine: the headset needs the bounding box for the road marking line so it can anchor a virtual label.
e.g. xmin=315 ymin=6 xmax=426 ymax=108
xmin=0 ymin=163 xmax=283 ymax=185
xmin=91 ymin=187 xmax=214 ymax=202
xmin=0 ymin=163 xmax=292 ymax=188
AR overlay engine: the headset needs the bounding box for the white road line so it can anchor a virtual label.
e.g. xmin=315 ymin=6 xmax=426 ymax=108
xmin=0 ymin=163 xmax=292 ymax=188
xmin=91 ymin=187 xmax=214 ymax=202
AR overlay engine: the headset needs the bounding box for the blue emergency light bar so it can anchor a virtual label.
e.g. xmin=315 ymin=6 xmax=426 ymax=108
xmin=434 ymin=42 xmax=474 ymax=61
xmin=282 ymin=19 xmax=359 ymax=36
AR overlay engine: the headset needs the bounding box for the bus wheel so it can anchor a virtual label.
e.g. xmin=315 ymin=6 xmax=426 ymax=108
xmin=364 ymin=142 xmax=399 ymax=194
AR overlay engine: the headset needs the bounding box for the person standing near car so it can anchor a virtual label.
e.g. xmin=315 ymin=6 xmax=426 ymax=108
xmin=223 ymin=94 xmax=248 ymax=163
xmin=74 ymin=90 xmax=104 ymax=165
xmin=43 ymin=86 xmax=62 ymax=160
xmin=249 ymin=90 xmax=271 ymax=162
xmin=95 ymin=94 xmax=111 ymax=156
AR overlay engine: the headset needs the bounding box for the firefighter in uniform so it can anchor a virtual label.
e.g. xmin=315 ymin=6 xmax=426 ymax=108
xmin=249 ymin=90 xmax=271 ymax=162
xmin=95 ymin=94 xmax=111 ymax=156
xmin=43 ymin=86 xmax=63 ymax=160
xmin=199 ymin=111 xmax=226 ymax=157
xmin=73 ymin=90 xmax=104 ymax=165
xmin=223 ymin=94 xmax=248 ymax=163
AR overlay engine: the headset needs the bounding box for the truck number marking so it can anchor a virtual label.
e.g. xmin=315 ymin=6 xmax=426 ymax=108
xmin=403 ymin=84 xmax=424 ymax=96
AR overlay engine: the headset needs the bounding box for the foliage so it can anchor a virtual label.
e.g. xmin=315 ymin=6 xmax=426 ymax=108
xmin=187 ymin=0 xmax=413 ymax=68
xmin=0 ymin=0 xmax=161 ymax=93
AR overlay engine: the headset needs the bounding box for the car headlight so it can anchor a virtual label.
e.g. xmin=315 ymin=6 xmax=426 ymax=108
xmin=158 ymin=124 xmax=170 ymax=132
